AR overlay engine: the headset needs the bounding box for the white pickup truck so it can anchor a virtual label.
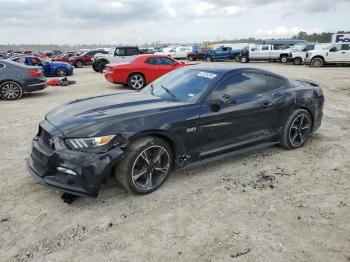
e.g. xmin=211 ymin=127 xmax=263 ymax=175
xmin=290 ymin=44 xmax=331 ymax=65
xmin=305 ymin=43 xmax=350 ymax=67
xmin=239 ymin=45 xmax=293 ymax=63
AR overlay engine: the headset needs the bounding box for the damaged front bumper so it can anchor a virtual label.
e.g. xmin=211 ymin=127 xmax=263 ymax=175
xmin=26 ymin=121 xmax=125 ymax=198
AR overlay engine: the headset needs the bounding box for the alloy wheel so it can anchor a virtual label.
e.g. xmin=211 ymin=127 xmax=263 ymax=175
xmin=0 ymin=82 xmax=22 ymax=100
xmin=131 ymin=145 xmax=170 ymax=191
xmin=56 ymin=68 xmax=67 ymax=77
xmin=130 ymin=74 xmax=144 ymax=89
xmin=289 ymin=114 xmax=311 ymax=147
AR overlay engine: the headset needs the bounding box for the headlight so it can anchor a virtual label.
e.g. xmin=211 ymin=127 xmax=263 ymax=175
xmin=65 ymin=135 xmax=118 ymax=153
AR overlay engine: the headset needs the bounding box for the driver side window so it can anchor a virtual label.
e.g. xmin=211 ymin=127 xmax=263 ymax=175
xmin=212 ymin=72 xmax=267 ymax=100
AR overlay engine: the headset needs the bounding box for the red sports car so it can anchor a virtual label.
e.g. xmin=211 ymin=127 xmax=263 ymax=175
xmin=104 ymin=54 xmax=190 ymax=89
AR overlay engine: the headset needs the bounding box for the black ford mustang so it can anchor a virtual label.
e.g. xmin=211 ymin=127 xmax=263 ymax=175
xmin=27 ymin=66 xmax=324 ymax=198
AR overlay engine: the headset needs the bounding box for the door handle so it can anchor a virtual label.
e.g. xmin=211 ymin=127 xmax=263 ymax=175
xmin=260 ymin=102 xmax=272 ymax=108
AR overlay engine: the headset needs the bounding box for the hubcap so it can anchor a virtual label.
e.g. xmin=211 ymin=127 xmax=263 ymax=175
xmin=289 ymin=114 xmax=311 ymax=147
xmin=241 ymin=57 xmax=246 ymax=63
xmin=1 ymin=82 xmax=21 ymax=99
xmin=130 ymin=75 xmax=144 ymax=89
xmin=131 ymin=145 xmax=170 ymax=191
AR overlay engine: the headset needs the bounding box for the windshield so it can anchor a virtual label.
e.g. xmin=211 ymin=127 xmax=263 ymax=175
xmin=323 ymin=44 xmax=334 ymax=50
xmin=141 ymin=68 xmax=218 ymax=102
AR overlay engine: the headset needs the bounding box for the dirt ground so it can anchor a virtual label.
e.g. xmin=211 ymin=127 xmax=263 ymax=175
xmin=0 ymin=62 xmax=349 ymax=262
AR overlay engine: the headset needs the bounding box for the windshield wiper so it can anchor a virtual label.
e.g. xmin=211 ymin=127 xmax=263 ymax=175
xmin=160 ymin=84 xmax=176 ymax=100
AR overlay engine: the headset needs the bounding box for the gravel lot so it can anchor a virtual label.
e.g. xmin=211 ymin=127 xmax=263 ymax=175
xmin=0 ymin=62 xmax=349 ymax=262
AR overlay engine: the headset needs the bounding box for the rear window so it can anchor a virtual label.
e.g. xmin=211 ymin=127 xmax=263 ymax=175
xmin=126 ymin=48 xmax=139 ymax=55
xmin=266 ymin=75 xmax=285 ymax=90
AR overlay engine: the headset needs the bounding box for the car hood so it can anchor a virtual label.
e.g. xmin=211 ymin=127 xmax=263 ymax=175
xmin=46 ymin=91 xmax=190 ymax=137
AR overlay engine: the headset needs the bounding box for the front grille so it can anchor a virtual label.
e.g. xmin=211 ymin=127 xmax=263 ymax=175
xmin=40 ymin=127 xmax=55 ymax=150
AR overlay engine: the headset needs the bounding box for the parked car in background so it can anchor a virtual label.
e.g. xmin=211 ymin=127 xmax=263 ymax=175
xmin=104 ymin=54 xmax=189 ymax=89
xmin=92 ymin=46 xmax=140 ymax=73
xmin=140 ymin=47 xmax=155 ymax=54
xmin=239 ymin=45 xmax=294 ymax=63
xmin=305 ymin=43 xmax=350 ymax=67
xmin=205 ymin=46 xmax=241 ymax=62
xmin=52 ymin=52 xmax=77 ymax=63
xmin=187 ymin=47 xmax=210 ymax=61
xmin=0 ymin=59 xmax=47 ymax=100
xmin=27 ymin=66 xmax=324 ymax=197
xmin=168 ymin=46 xmax=193 ymax=59
xmin=290 ymin=44 xmax=331 ymax=65
xmin=11 ymin=56 xmax=73 ymax=77
xmin=69 ymin=49 xmax=108 ymax=68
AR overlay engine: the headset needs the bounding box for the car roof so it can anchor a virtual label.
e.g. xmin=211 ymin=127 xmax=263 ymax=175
xmin=184 ymin=64 xmax=287 ymax=79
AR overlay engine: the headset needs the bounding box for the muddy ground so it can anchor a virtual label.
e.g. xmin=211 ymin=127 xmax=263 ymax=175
xmin=0 ymin=62 xmax=349 ymax=262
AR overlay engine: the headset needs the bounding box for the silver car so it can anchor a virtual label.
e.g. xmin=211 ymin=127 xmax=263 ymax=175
xmin=0 ymin=59 xmax=47 ymax=100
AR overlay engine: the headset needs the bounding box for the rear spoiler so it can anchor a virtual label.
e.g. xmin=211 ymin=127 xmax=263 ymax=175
xmin=293 ymin=78 xmax=320 ymax=87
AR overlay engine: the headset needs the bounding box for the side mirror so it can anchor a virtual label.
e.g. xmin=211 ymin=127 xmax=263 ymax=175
xmin=210 ymin=94 xmax=236 ymax=109
xmin=329 ymin=47 xmax=337 ymax=52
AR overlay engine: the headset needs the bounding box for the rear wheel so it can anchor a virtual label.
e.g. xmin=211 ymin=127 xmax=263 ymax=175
xmin=56 ymin=68 xmax=67 ymax=77
xmin=0 ymin=81 xmax=23 ymax=100
xmin=293 ymin=57 xmax=302 ymax=65
xmin=310 ymin=58 xmax=323 ymax=68
xmin=188 ymin=56 xmax=194 ymax=61
xmin=280 ymin=56 xmax=288 ymax=63
xmin=128 ymin=73 xmax=145 ymax=90
xmin=206 ymin=56 xmax=213 ymax=62
xmin=281 ymin=109 xmax=312 ymax=149
xmin=115 ymin=137 xmax=173 ymax=194
xmin=97 ymin=61 xmax=108 ymax=73
xmin=75 ymin=60 xmax=83 ymax=68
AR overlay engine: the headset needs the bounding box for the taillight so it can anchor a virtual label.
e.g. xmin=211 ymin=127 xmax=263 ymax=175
xmin=29 ymin=69 xmax=42 ymax=77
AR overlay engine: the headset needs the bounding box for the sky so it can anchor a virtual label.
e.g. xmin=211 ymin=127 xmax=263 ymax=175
xmin=0 ymin=0 xmax=349 ymax=45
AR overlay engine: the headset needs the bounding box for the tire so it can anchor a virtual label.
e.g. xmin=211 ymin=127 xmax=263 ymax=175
xmin=97 ymin=61 xmax=108 ymax=73
xmin=188 ymin=56 xmax=194 ymax=61
xmin=115 ymin=136 xmax=173 ymax=194
xmin=206 ymin=56 xmax=213 ymax=62
xmin=293 ymin=57 xmax=302 ymax=65
xmin=92 ymin=62 xmax=99 ymax=72
xmin=310 ymin=57 xmax=323 ymax=68
xmin=280 ymin=109 xmax=312 ymax=149
xmin=75 ymin=60 xmax=84 ymax=68
xmin=128 ymin=73 xmax=145 ymax=90
xmin=280 ymin=56 xmax=288 ymax=63
xmin=0 ymin=81 xmax=23 ymax=100
xmin=240 ymin=56 xmax=248 ymax=63
xmin=56 ymin=68 xmax=67 ymax=77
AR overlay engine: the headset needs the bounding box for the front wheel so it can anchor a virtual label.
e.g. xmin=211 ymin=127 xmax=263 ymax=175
xmin=0 ymin=81 xmax=23 ymax=100
xmin=115 ymin=137 xmax=173 ymax=194
xmin=128 ymin=73 xmax=145 ymax=90
xmin=56 ymin=68 xmax=67 ymax=77
xmin=240 ymin=56 xmax=248 ymax=63
xmin=75 ymin=60 xmax=84 ymax=68
xmin=281 ymin=109 xmax=312 ymax=149
xmin=206 ymin=56 xmax=213 ymax=62
xmin=310 ymin=58 xmax=323 ymax=68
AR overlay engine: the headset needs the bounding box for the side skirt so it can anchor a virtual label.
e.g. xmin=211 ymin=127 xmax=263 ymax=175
xmin=179 ymin=142 xmax=279 ymax=170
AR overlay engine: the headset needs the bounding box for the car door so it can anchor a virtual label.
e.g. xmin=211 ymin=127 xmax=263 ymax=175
xmin=339 ymin=44 xmax=350 ymax=62
xmin=327 ymin=44 xmax=343 ymax=62
xmin=260 ymin=45 xmax=271 ymax=59
xmin=198 ymin=71 xmax=281 ymax=158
